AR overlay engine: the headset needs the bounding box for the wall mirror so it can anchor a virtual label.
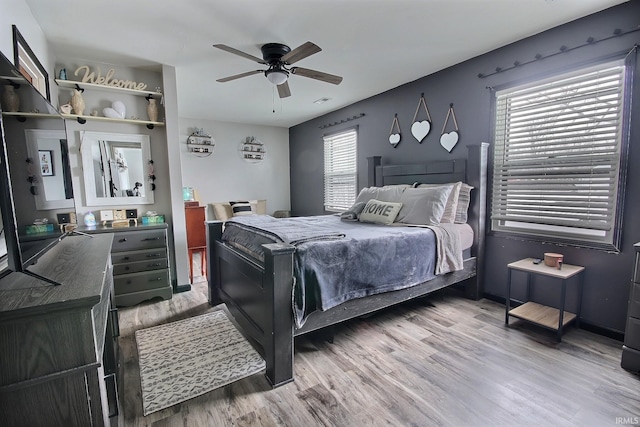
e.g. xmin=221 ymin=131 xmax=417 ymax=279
xmin=25 ymin=129 xmax=74 ymax=210
xmin=81 ymin=131 xmax=154 ymax=206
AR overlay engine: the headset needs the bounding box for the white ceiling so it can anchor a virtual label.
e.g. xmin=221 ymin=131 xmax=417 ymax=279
xmin=26 ymin=0 xmax=627 ymax=128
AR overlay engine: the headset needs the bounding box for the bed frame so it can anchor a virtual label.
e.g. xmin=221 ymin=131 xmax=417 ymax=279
xmin=206 ymin=143 xmax=488 ymax=387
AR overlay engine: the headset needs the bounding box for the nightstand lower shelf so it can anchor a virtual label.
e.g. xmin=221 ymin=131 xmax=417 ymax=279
xmin=508 ymin=302 xmax=576 ymax=331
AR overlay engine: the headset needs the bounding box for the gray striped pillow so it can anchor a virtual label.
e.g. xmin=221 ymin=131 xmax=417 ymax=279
xmin=230 ymin=201 xmax=254 ymax=216
xmin=454 ymin=184 xmax=474 ymax=223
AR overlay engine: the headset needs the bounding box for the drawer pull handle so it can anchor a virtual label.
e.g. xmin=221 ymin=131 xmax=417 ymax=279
xmin=122 ymin=256 xmax=130 ymax=261
xmin=149 ymin=277 xmax=162 ymax=282
xmin=119 ymin=238 xmax=127 ymax=243
xmin=142 ymin=237 xmax=160 ymax=241
xmin=146 ymin=253 xmax=161 ymax=258
xmin=147 ymin=263 xmax=162 ymax=267
xmin=126 ymin=280 xmax=132 ymax=285
xmin=125 ymin=266 xmax=130 ymax=271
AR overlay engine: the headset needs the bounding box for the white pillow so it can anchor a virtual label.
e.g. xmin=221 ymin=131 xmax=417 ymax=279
xmin=395 ymin=186 xmax=453 ymax=225
xmin=414 ymin=182 xmax=462 ymax=223
xmin=359 ymin=199 xmax=403 ymax=225
xmin=454 ymin=184 xmax=474 ymax=223
xmin=355 ymin=186 xmax=405 ymax=205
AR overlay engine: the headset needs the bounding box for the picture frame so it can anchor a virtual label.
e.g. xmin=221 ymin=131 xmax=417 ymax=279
xmin=39 ymin=150 xmax=54 ymax=176
xmin=12 ymin=25 xmax=51 ymax=102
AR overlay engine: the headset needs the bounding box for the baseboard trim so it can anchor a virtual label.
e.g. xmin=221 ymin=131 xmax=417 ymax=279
xmin=482 ymin=293 xmax=624 ymax=342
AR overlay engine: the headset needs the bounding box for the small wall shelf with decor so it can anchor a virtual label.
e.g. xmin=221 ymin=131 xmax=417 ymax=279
xmin=187 ymin=128 xmax=214 ymax=157
xmin=240 ymin=136 xmax=265 ymax=163
xmin=54 ymin=78 xmax=164 ymax=129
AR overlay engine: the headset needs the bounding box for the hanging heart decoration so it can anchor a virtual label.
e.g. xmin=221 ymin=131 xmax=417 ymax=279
xmin=411 ymin=121 xmax=431 ymax=142
xmin=440 ymin=103 xmax=460 ymax=153
xmin=389 ymin=113 xmax=401 ymax=148
xmin=411 ymin=94 xmax=432 ymax=143
xmin=103 ymin=100 xmax=126 ymax=119
xmin=440 ymin=131 xmax=459 ymax=153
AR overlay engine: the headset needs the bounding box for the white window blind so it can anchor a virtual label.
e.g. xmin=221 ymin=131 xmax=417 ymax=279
xmin=491 ymin=61 xmax=627 ymax=246
xmin=324 ymin=129 xmax=357 ymax=212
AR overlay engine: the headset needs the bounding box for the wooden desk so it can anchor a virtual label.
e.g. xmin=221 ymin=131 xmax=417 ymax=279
xmin=185 ymin=204 xmax=206 ymax=283
xmin=505 ymin=257 xmax=585 ymax=342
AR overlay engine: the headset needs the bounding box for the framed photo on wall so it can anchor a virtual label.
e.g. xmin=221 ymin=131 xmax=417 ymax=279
xmin=39 ymin=150 xmax=54 ymax=176
xmin=12 ymin=25 xmax=51 ymax=102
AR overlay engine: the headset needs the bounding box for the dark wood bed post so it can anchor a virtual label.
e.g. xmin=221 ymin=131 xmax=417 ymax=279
xmin=465 ymin=143 xmax=489 ymax=300
xmin=206 ymin=221 xmax=224 ymax=306
xmin=261 ymin=243 xmax=296 ymax=387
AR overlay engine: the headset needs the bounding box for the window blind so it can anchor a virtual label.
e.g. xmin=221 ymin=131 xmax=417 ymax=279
xmin=491 ymin=62 xmax=626 ymax=238
xmin=324 ymin=129 xmax=357 ymax=211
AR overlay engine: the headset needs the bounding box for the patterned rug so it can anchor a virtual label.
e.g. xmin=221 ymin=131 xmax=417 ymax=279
xmin=135 ymin=310 xmax=265 ymax=416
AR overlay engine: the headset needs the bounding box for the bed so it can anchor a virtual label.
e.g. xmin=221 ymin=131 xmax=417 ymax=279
xmin=206 ymin=143 xmax=488 ymax=387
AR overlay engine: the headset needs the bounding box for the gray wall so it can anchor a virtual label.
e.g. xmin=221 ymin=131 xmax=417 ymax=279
xmin=289 ymin=2 xmax=640 ymax=334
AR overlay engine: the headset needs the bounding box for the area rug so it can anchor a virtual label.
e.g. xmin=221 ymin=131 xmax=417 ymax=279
xmin=135 ymin=310 xmax=265 ymax=415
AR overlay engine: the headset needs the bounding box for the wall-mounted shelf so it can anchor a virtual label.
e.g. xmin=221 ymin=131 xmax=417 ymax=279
xmin=1 ymin=111 xmax=61 ymax=121
xmin=60 ymin=113 xmax=164 ymax=129
xmin=55 ymin=79 xmax=162 ymax=98
xmin=240 ymin=137 xmax=265 ymax=163
xmin=187 ymin=130 xmax=214 ymax=156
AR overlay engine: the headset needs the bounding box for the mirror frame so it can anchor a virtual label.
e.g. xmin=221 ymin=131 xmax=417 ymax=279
xmin=25 ymin=129 xmax=74 ymax=210
xmin=81 ymin=131 xmax=154 ymax=206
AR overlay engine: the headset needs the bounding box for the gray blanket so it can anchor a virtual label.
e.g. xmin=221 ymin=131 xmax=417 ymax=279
xmin=223 ymin=215 xmax=445 ymax=328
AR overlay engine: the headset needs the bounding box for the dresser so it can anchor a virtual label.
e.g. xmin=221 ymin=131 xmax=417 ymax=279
xmin=0 ymin=233 xmax=120 ymax=426
xmin=185 ymin=204 xmax=206 ymax=283
xmin=622 ymin=242 xmax=640 ymax=373
xmin=83 ymin=224 xmax=173 ymax=307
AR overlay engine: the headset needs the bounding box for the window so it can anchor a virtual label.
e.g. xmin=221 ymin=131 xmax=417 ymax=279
xmin=491 ymin=59 xmax=631 ymax=251
xmin=324 ymin=129 xmax=357 ymax=212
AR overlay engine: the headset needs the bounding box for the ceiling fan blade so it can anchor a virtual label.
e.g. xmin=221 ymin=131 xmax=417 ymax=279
xmin=216 ymin=70 xmax=263 ymax=82
xmin=281 ymin=42 xmax=321 ymax=65
xmin=277 ymin=81 xmax=291 ymax=98
xmin=291 ymin=67 xmax=343 ymax=85
xmin=213 ymin=44 xmax=266 ymax=64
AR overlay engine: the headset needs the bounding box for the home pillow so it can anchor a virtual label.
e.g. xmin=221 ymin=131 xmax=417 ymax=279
xmin=395 ymin=186 xmax=453 ymax=225
xmin=354 ymin=186 xmax=405 ymax=205
xmin=414 ymin=182 xmax=462 ymax=223
xmin=359 ymin=199 xmax=403 ymax=225
xmin=454 ymin=183 xmax=474 ymax=223
xmin=229 ymin=200 xmax=255 ymax=216
xmin=341 ymin=201 xmax=366 ymax=221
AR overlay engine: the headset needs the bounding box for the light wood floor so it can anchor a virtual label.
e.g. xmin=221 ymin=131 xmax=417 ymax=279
xmin=117 ymin=268 xmax=639 ymax=426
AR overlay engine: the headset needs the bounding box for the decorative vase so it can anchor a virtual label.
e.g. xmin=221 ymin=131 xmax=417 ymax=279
xmin=146 ymin=98 xmax=158 ymax=122
xmin=70 ymin=89 xmax=85 ymax=116
xmin=2 ymin=85 xmax=20 ymax=112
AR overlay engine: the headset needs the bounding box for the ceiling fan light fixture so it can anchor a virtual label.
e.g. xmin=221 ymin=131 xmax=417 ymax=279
xmin=265 ymin=69 xmax=289 ymax=85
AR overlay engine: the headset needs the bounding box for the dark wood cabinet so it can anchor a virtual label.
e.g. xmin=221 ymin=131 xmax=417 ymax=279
xmin=185 ymin=204 xmax=206 ymax=283
xmin=0 ymin=233 xmax=120 ymax=426
xmin=622 ymin=242 xmax=640 ymax=372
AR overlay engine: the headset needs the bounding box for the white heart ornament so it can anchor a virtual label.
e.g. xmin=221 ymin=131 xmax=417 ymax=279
xmin=389 ymin=133 xmax=401 ymax=147
xmin=103 ymin=101 xmax=126 ymax=119
xmin=411 ymin=120 xmax=431 ymax=143
xmin=440 ymin=131 xmax=459 ymax=153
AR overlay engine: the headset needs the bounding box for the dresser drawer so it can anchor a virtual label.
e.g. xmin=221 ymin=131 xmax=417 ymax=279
xmin=624 ymin=316 xmax=640 ymax=349
xmin=114 ymin=269 xmax=170 ymax=294
xmin=113 ymin=258 xmax=168 ymax=275
xmin=111 ymin=229 xmax=166 ymax=252
xmin=635 ymin=251 xmax=640 ymax=283
xmin=111 ymin=247 xmax=167 ymax=265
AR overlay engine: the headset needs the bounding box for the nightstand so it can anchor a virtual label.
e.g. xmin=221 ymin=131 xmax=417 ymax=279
xmin=505 ymin=257 xmax=585 ymax=342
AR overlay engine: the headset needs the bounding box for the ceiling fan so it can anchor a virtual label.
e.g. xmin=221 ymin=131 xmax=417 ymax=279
xmin=213 ymin=41 xmax=343 ymax=98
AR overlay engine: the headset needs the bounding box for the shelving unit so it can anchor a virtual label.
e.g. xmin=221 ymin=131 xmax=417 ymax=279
xmin=54 ymin=78 xmax=164 ymax=128
xmin=240 ymin=137 xmax=265 ymax=163
xmin=1 ymin=111 xmax=60 ymax=121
